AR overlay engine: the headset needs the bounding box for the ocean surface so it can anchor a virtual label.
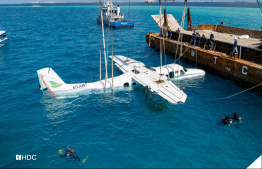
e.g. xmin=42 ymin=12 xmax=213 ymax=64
xmin=0 ymin=4 xmax=261 ymax=168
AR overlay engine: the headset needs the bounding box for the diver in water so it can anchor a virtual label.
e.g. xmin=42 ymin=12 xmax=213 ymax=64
xmin=221 ymin=115 xmax=233 ymax=124
xmin=60 ymin=147 xmax=80 ymax=161
xmin=232 ymin=112 xmax=241 ymax=120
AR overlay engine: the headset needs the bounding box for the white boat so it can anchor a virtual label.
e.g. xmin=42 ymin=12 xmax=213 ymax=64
xmin=31 ymin=5 xmax=41 ymax=7
xmin=150 ymin=64 xmax=205 ymax=80
xmin=0 ymin=31 xmax=8 ymax=47
xmin=37 ymin=55 xmax=187 ymax=104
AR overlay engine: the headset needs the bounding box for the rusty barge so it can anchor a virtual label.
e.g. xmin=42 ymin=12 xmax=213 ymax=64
xmin=146 ymin=11 xmax=262 ymax=91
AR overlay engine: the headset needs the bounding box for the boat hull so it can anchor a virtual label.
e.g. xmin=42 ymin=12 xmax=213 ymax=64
xmin=97 ymin=17 xmax=134 ymax=28
xmin=0 ymin=39 xmax=8 ymax=47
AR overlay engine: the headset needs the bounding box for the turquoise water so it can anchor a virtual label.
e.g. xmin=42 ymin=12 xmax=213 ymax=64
xmin=0 ymin=5 xmax=262 ymax=168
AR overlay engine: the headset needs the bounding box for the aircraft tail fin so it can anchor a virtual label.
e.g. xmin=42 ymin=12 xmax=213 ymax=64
xmin=37 ymin=68 xmax=66 ymax=92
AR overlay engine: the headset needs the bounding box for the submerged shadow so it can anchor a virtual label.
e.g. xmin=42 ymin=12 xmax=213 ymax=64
xmin=146 ymin=99 xmax=169 ymax=113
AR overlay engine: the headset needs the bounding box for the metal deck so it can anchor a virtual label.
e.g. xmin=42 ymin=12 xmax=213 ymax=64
xmin=152 ymin=14 xmax=262 ymax=49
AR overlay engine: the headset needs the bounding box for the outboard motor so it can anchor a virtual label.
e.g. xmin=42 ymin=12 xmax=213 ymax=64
xmin=232 ymin=112 xmax=241 ymax=120
xmin=222 ymin=115 xmax=233 ymax=124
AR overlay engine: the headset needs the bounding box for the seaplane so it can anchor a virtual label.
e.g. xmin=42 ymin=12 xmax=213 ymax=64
xmin=37 ymin=54 xmax=205 ymax=104
xmin=37 ymin=55 xmax=187 ymax=104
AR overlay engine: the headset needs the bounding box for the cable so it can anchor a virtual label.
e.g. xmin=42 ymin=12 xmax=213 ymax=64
xmin=133 ymin=27 xmax=147 ymax=34
xmin=126 ymin=0 xmax=130 ymax=60
xmin=218 ymin=83 xmax=262 ymax=100
xmin=144 ymin=46 xmax=160 ymax=58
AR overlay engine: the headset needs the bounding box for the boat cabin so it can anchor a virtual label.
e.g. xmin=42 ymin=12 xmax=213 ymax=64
xmin=0 ymin=31 xmax=7 ymax=41
xmin=101 ymin=2 xmax=124 ymax=22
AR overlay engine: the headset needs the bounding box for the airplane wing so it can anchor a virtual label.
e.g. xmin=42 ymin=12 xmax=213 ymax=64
xmin=110 ymin=55 xmax=187 ymax=104
xmin=133 ymin=72 xmax=187 ymax=104
xmin=109 ymin=55 xmax=146 ymax=73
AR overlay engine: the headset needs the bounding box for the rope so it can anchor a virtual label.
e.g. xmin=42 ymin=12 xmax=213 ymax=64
xmin=107 ymin=1 xmax=110 ymax=60
xmin=218 ymin=83 xmax=262 ymax=100
xmin=144 ymin=46 xmax=160 ymax=58
xmin=175 ymin=7 xmax=187 ymax=61
xmin=100 ymin=29 xmax=101 ymax=81
xmin=175 ymin=0 xmax=187 ymax=82
xmin=172 ymin=39 xmax=193 ymax=64
xmin=177 ymin=14 xmax=187 ymax=23
xmin=111 ymin=19 xmax=114 ymax=89
xmin=99 ymin=0 xmax=108 ymax=89
xmin=159 ymin=0 xmax=163 ymax=81
xmin=163 ymin=0 xmax=167 ymax=65
xmin=164 ymin=40 xmax=166 ymax=65
xmin=133 ymin=27 xmax=147 ymax=34
xmin=126 ymin=0 xmax=130 ymax=59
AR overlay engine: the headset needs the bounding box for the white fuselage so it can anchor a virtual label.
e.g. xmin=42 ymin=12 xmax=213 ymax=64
xmin=150 ymin=64 xmax=205 ymax=81
xmin=37 ymin=55 xmax=189 ymax=104
xmin=37 ymin=68 xmax=139 ymax=97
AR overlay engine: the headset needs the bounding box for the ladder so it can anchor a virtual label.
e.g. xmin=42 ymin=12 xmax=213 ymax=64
xmin=257 ymin=0 xmax=262 ymax=12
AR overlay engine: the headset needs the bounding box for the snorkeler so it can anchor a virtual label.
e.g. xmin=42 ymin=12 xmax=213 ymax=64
xmin=59 ymin=147 xmax=80 ymax=161
xmin=232 ymin=112 xmax=242 ymax=120
xmin=221 ymin=115 xmax=233 ymax=124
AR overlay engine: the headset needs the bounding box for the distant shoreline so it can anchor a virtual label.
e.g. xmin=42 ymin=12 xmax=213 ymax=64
xmin=0 ymin=2 xmax=259 ymax=8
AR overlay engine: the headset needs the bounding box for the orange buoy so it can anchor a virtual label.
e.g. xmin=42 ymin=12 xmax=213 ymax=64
xmin=182 ymin=87 xmax=185 ymax=90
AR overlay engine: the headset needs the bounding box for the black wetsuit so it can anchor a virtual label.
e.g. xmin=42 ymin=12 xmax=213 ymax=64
xmin=60 ymin=149 xmax=80 ymax=161
xmin=222 ymin=115 xmax=232 ymax=124
xmin=232 ymin=113 xmax=241 ymax=120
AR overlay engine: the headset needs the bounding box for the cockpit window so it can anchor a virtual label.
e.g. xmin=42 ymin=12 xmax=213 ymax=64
xmin=169 ymin=71 xmax=174 ymax=78
xmin=183 ymin=68 xmax=188 ymax=72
